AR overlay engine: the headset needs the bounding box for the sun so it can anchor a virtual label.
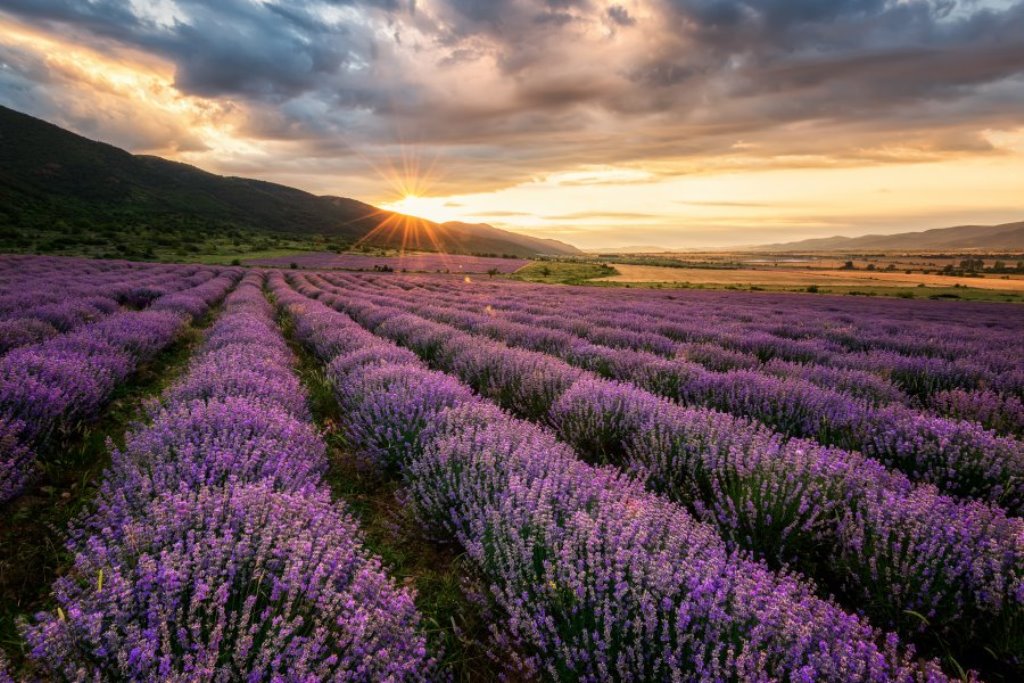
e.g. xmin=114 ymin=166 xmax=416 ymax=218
xmin=361 ymin=144 xmax=467 ymax=224
xmin=381 ymin=193 xmax=461 ymax=224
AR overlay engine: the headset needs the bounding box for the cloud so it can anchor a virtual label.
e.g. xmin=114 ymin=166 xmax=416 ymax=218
xmin=607 ymin=4 xmax=636 ymax=26
xmin=0 ymin=21 xmax=224 ymax=153
xmin=0 ymin=0 xmax=389 ymax=100
xmin=674 ymin=200 xmax=775 ymax=208
xmin=0 ymin=0 xmax=1022 ymax=204
xmin=545 ymin=211 xmax=666 ymax=219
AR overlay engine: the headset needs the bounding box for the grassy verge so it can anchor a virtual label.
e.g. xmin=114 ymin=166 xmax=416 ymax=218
xmin=185 ymin=247 xmax=312 ymax=265
xmin=511 ymin=261 xmax=618 ymax=284
xmin=273 ymin=302 xmax=504 ymax=682
xmin=0 ymin=307 xmax=220 ymax=669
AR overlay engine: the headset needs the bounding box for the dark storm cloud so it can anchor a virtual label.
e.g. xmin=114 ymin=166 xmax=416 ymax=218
xmin=639 ymin=0 xmax=1024 ymax=102
xmin=0 ymin=0 xmax=401 ymax=100
xmin=606 ymin=5 xmax=636 ymax=25
xmin=2 ymin=0 xmax=1023 ymax=192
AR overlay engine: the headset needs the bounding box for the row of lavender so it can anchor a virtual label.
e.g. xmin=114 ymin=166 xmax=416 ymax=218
xmin=316 ymin=273 xmax=1024 ymax=513
xmin=0 ymin=255 xmax=208 ymax=313
xmin=246 ymin=251 xmax=530 ymax=273
xmin=427 ymin=273 xmax=1024 ymax=373
xmin=19 ymin=273 xmax=429 ymax=680
xmin=412 ymin=274 xmax=1024 ymax=421
xmin=498 ymin=282 xmax=1024 ymax=434
xmin=337 ymin=271 xmax=1022 ymax=410
xmin=318 ymin=273 xmax=1005 ymax=411
xmin=274 ymin=274 xmax=950 ymax=681
xmin=398 ymin=275 xmax=1024 ymax=432
xmin=294 ymin=273 xmax=1024 ymax=674
xmin=0 ymin=269 xmax=238 ymax=503
xmin=0 ymin=259 xmax=216 ymax=355
xmin=0 ymin=255 xmax=181 ymax=297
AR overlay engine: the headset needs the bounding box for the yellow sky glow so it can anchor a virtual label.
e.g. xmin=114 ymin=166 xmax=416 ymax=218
xmin=3 ymin=11 xmax=1022 ymax=249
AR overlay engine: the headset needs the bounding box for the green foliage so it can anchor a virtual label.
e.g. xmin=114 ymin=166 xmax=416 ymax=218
xmin=512 ymin=261 xmax=619 ymax=284
xmin=0 ymin=105 xmax=577 ymax=261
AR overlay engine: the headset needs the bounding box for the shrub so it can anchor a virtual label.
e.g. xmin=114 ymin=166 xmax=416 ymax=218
xmin=25 ymin=484 xmax=429 ymax=681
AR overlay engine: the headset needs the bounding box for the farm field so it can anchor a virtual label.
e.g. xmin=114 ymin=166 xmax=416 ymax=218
xmin=588 ymin=251 xmax=1024 ymax=272
xmin=2 ymin=254 xmax=1023 ymax=681
xmin=598 ymin=263 xmax=1024 ymax=291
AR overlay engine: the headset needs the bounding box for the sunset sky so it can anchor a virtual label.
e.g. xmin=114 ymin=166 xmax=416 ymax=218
xmin=2 ymin=0 xmax=1022 ymax=249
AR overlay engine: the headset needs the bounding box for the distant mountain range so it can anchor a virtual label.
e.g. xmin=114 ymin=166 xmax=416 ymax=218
xmin=756 ymin=221 xmax=1024 ymax=252
xmin=0 ymin=105 xmax=579 ymax=258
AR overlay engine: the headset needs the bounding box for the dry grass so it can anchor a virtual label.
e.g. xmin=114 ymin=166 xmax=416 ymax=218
xmin=598 ymin=263 xmax=1024 ymax=291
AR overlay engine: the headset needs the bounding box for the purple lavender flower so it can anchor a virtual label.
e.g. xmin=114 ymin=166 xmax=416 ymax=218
xmin=89 ymin=397 xmax=327 ymax=532
xmin=25 ymin=484 xmax=430 ymax=681
xmin=0 ymin=416 xmax=34 ymax=504
xmin=274 ymin=280 xmax=953 ymax=679
xmin=930 ymin=388 xmax=1024 ymax=437
xmin=320 ymin=275 xmax=1024 ymax=512
xmin=447 ymin=340 xmax=585 ymax=421
xmin=326 ymin=344 xmax=421 ymax=384
xmin=300 ymin=273 xmax=1022 ymax=671
xmin=409 ymin=402 xmax=945 ymax=681
xmin=0 ymin=318 xmax=58 ymax=355
xmin=341 ymin=362 xmax=474 ymax=471
xmin=861 ymin=406 xmax=1024 ymax=511
xmin=166 ymin=350 xmax=310 ymax=419
xmin=25 ymin=269 xmax=434 ymax=679
xmin=0 ymin=650 xmax=13 ymax=683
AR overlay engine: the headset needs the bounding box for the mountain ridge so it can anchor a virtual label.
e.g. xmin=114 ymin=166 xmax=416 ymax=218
xmin=0 ymin=105 xmax=580 ymax=258
xmin=754 ymin=221 xmax=1024 ymax=252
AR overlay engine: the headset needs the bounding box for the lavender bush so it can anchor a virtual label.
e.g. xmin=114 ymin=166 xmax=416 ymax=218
xmin=26 ymin=484 xmax=428 ymax=681
xmin=89 ymin=397 xmax=327 ymax=532
xmin=0 ymin=417 xmax=33 ymax=504
xmin=0 ymin=273 xmax=238 ymax=504
xmin=276 ymin=280 xmax=950 ymax=681
xmin=24 ymin=271 xmax=433 ymax=680
xmin=316 ymin=274 xmax=1024 ymax=512
xmin=338 ymin=362 xmax=473 ymax=471
xmin=297 ymin=273 xmax=1023 ymax=672
xmin=929 ymin=388 xmax=1024 ymax=437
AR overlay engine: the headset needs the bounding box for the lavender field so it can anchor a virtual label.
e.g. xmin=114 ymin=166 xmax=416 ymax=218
xmin=2 ymin=255 xmax=1023 ymax=681
xmin=245 ymin=252 xmax=529 ymax=274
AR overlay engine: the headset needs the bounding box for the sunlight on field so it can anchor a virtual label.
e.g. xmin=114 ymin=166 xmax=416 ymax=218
xmin=598 ymin=264 xmax=1024 ymax=291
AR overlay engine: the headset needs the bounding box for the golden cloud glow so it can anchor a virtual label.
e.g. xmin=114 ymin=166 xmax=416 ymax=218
xmin=2 ymin=3 xmax=1022 ymax=250
xmin=370 ymin=151 xmax=1024 ymax=248
xmin=0 ymin=14 xmax=268 ymax=163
